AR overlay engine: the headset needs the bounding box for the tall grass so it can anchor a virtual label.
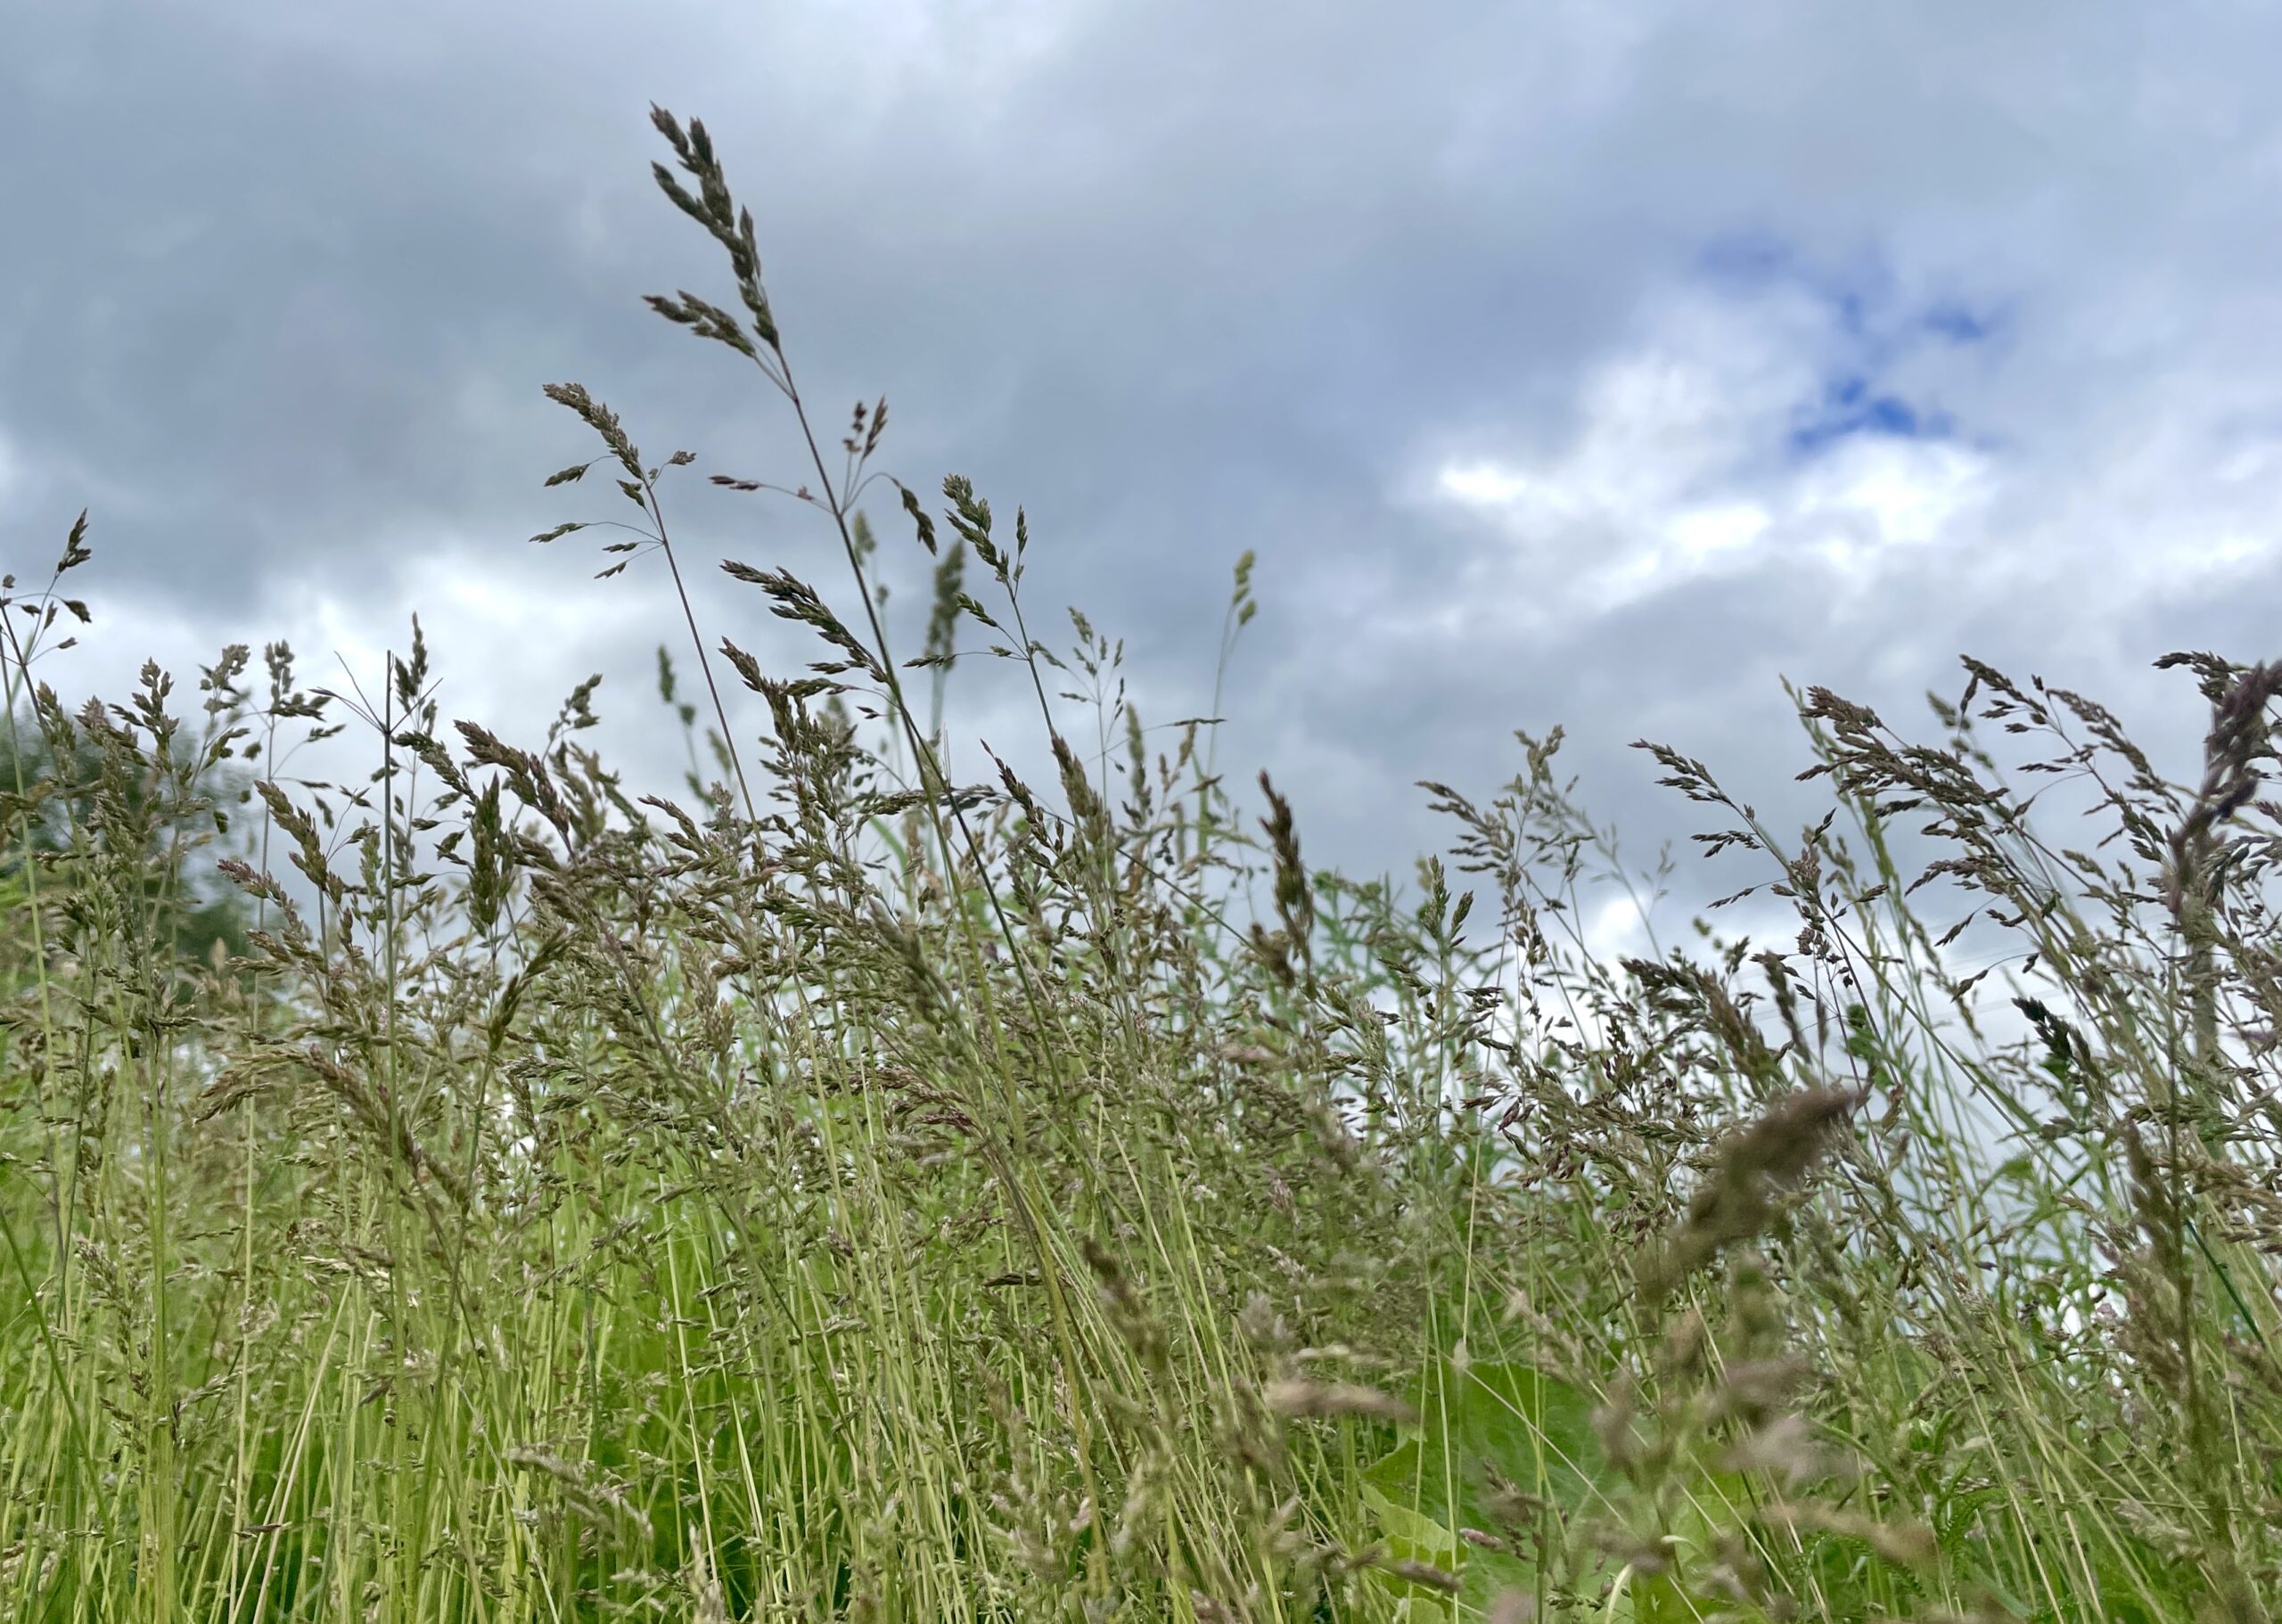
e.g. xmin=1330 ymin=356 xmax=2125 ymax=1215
xmin=3 ymin=106 xmax=2279 ymax=1622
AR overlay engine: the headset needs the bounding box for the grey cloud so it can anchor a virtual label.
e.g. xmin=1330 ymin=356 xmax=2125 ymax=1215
xmin=7 ymin=0 xmax=2280 ymax=939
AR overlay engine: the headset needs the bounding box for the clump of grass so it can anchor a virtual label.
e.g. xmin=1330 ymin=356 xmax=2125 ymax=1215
xmin=4 ymin=103 xmax=2282 ymax=1624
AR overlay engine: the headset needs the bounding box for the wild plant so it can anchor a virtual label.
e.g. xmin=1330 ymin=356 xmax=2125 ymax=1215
xmin=2 ymin=103 xmax=2278 ymax=1624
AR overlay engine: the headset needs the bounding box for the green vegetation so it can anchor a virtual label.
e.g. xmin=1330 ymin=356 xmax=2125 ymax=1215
xmin=4 ymin=106 xmax=2279 ymax=1622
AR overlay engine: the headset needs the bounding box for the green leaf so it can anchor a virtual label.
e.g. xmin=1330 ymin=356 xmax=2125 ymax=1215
xmin=1366 ymin=1361 xmax=1609 ymax=1525
xmin=1359 ymin=1482 xmax=1464 ymax=1604
xmin=1362 ymin=1362 xmax=1613 ymax=1617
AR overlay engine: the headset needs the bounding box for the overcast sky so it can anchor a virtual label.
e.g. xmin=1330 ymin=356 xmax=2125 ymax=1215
xmin=8 ymin=1 xmax=2280 ymax=973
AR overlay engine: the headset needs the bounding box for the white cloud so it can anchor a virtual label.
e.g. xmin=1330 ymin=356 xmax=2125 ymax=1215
xmin=1408 ymin=280 xmax=2001 ymax=627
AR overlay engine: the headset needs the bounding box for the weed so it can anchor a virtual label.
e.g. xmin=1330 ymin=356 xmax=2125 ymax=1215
xmin=3 ymin=107 xmax=2279 ymax=1624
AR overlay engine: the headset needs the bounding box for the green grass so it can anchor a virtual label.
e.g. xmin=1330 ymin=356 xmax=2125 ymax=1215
xmin=3 ymin=104 xmax=2278 ymax=1622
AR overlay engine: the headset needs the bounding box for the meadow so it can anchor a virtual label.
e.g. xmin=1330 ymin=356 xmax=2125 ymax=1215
xmin=3 ymin=106 xmax=2279 ymax=1622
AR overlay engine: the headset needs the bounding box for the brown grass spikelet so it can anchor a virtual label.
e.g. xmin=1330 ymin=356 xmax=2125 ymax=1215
xmin=1485 ymin=1589 xmax=1539 ymax=1624
xmin=538 ymin=381 xmax=644 ymax=481
xmin=1638 ymin=1084 xmax=1863 ymax=1297
xmin=1371 ymin=1554 xmax=1461 ymax=1595
xmin=1754 ymin=1500 xmax=1936 ymax=1570
xmin=645 ymin=103 xmax=779 ymax=354
xmin=1263 ymin=1379 xmax=1417 ymax=1426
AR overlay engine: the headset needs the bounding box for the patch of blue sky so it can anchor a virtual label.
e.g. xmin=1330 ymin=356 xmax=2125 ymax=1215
xmin=1920 ymin=301 xmax=1994 ymax=345
xmin=1688 ymin=227 xmax=2003 ymax=463
xmin=1786 ymin=374 xmax=1958 ymax=458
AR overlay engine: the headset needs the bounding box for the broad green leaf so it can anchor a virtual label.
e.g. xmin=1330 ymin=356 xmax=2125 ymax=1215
xmin=1361 ymin=1362 xmax=1614 ymax=1619
xmin=1359 ymin=1482 xmax=1465 ymax=1606
xmin=1364 ymin=1361 xmax=1610 ymax=1530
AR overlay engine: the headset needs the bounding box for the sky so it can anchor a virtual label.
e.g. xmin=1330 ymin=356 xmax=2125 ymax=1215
xmin=7 ymin=0 xmax=2282 ymax=978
